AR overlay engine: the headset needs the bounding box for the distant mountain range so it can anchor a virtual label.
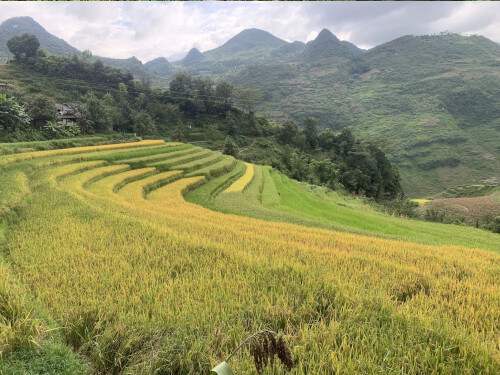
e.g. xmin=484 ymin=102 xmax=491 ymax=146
xmin=1 ymin=16 xmax=499 ymax=197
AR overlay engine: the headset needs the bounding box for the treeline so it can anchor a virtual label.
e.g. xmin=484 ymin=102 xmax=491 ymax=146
xmin=1 ymin=34 xmax=402 ymax=200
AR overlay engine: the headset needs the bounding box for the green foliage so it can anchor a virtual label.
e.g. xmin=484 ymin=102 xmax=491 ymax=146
xmin=81 ymin=91 xmax=113 ymax=133
xmin=1 ymin=344 xmax=90 ymax=375
xmin=43 ymin=121 xmax=80 ymax=138
xmin=215 ymin=80 xmax=233 ymax=103
xmin=278 ymin=118 xmax=299 ymax=145
xmin=1 ymin=60 xmax=400 ymax=200
xmin=303 ymin=117 xmax=318 ymax=149
xmin=6 ymin=33 xmax=40 ymax=60
xmin=132 ymin=110 xmax=156 ymax=136
xmin=223 ymin=136 xmax=238 ymax=157
xmin=27 ymin=93 xmax=55 ymax=128
xmin=0 ymin=94 xmax=31 ymax=133
xmin=234 ymin=87 xmax=263 ymax=113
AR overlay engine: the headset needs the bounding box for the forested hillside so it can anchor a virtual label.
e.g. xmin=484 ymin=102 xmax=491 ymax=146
xmin=0 ymin=47 xmax=403 ymax=203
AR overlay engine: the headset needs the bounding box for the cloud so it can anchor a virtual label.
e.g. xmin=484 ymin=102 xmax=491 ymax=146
xmin=0 ymin=1 xmax=498 ymax=63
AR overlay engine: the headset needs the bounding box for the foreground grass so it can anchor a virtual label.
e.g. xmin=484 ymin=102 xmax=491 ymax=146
xmin=0 ymin=142 xmax=499 ymax=374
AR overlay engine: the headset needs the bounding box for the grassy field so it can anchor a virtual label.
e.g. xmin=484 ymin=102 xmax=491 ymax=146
xmin=0 ymin=141 xmax=499 ymax=374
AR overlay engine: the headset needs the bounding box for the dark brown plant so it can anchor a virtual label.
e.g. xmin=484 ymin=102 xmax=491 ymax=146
xmin=249 ymin=331 xmax=294 ymax=374
xmin=277 ymin=335 xmax=293 ymax=371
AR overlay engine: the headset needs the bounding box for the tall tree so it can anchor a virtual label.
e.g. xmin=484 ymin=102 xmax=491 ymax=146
xmin=303 ymin=117 xmax=318 ymax=149
xmin=81 ymin=91 xmax=113 ymax=133
xmin=278 ymin=118 xmax=299 ymax=145
xmin=6 ymin=33 xmax=40 ymax=60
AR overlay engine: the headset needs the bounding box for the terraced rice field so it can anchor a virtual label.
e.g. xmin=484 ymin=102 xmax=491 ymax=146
xmin=0 ymin=140 xmax=499 ymax=374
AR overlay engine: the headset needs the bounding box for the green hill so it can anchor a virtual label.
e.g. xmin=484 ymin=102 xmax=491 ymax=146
xmin=206 ymin=28 xmax=287 ymax=58
xmin=0 ymin=16 xmax=79 ymax=61
xmin=225 ymin=34 xmax=500 ymax=197
xmin=144 ymin=56 xmax=174 ymax=76
xmin=300 ymin=28 xmax=355 ymax=61
xmin=181 ymin=47 xmax=205 ymax=66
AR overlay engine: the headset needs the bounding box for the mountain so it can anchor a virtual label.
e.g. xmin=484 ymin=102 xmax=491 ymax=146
xmin=182 ymin=47 xmax=204 ymax=66
xmin=301 ymin=28 xmax=354 ymax=61
xmin=225 ymin=33 xmax=500 ymax=196
xmin=341 ymin=40 xmax=365 ymax=55
xmin=172 ymin=29 xmax=292 ymax=77
xmin=95 ymin=55 xmax=150 ymax=77
xmin=0 ymin=16 xmax=79 ymax=61
xmin=144 ymin=57 xmax=173 ymax=76
xmin=205 ymin=28 xmax=287 ymax=58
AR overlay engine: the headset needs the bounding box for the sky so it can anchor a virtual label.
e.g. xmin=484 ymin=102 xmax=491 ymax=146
xmin=0 ymin=1 xmax=499 ymax=63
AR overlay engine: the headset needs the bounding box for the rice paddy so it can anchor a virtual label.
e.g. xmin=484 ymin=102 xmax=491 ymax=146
xmin=0 ymin=140 xmax=499 ymax=374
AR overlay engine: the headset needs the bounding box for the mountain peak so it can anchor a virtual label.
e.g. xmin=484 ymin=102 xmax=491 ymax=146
xmin=183 ymin=47 xmax=204 ymax=65
xmin=301 ymin=28 xmax=352 ymax=61
xmin=232 ymin=28 xmax=279 ymax=41
xmin=144 ymin=57 xmax=173 ymax=76
xmin=316 ymin=28 xmax=338 ymax=40
xmin=208 ymin=28 xmax=287 ymax=57
xmin=146 ymin=57 xmax=169 ymax=64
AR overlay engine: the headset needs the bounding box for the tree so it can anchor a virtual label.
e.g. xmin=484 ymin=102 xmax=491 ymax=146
xmin=157 ymin=103 xmax=182 ymax=135
xmin=132 ymin=110 xmax=156 ymax=136
xmin=6 ymin=33 xmax=40 ymax=60
xmin=234 ymin=87 xmax=263 ymax=112
xmin=0 ymin=94 xmax=31 ymax=133
xmin=215 ymin=80 xmax=233 ymax=104
xmin=303 ymin=117 xmax=318 ymax=149
xmin=81 ymin=91 xmax=113 ymax=132
xmin=223 ymin=136 xmax=238 ymax=157
xmin=28 ymin=94 xmax=56 ymax=129
xmin=82 ymin=49 xmax=93 ymax=61
xmin=317 ymin=129 xmax=336 ymax=150
xmin=169 ymin=72 xmax=193 ymax=97
xmin=113 ymin=83 xmax=133 ymax=133
xmin=278 ymin=118 xmax=299 ymax=145
xmin=226 ymin=112 xmax=238 ymax=136
xmin=289 ymin=152 xmax=309 ymax=181
xmin=311 ymin=159 xmax=338 ymax=186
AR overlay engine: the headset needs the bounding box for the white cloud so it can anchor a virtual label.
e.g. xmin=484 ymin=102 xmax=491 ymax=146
xmin=0 ymin=1 xmax=498 ymax=63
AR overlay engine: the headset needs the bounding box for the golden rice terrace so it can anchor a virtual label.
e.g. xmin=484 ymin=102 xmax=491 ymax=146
xmin=0 ymin=140 xmax=499 ymax=374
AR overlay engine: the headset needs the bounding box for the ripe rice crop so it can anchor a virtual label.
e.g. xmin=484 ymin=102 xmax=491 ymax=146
xmin=224 ymin=162 xmax=254 ymax=193
xmin=116 ymin=145 xmax=198 ymax=165
xmin=0 ymin=140 xmax=165 ymax=167
xmin=1 ymin=141 xmax=499 ymax=374
xmin=172 ymin=151 xmax=223 ymax=173
xmin=147 ymin=148 xmax=212 ymax=169
xmin=185 ymin=155 xmax=236 ymax=179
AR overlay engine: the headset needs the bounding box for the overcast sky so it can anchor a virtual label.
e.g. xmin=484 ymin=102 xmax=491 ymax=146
xmin=1 ymin=1 xmax=499 ymax=63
